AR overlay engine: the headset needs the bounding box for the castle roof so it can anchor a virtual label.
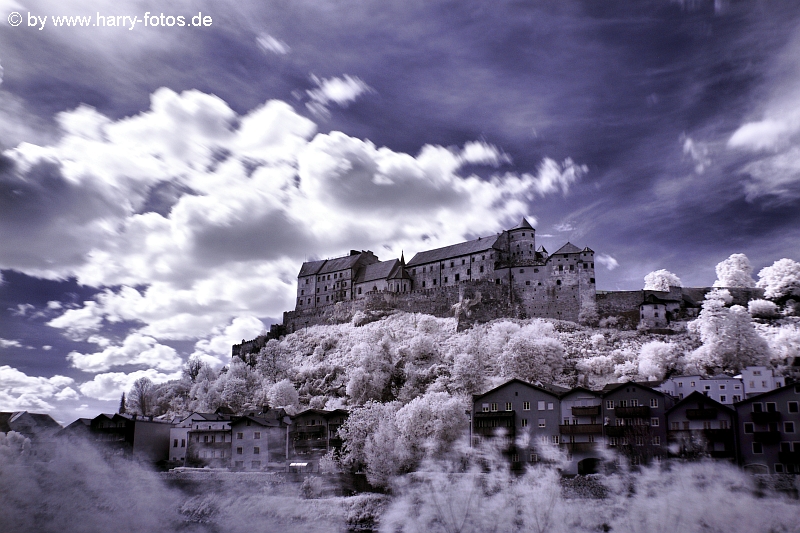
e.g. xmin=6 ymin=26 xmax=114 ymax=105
xmin=406 ymin=235 xmax=501 ymax=266
xmin=298 ymin=259 xmax=327 ymax=277
xmin=355 ymin=259 xmax=400 ymax=283
xmin=511 ymin=217 xmax=534 ymax=231
xmin=552 ymin=242 xmax=582 ymax=255
xmin=318 ymin=253 xmax=367 ymax=274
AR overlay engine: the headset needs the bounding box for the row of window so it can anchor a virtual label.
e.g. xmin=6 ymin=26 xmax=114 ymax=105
xmin=481 ymin=401 xmax=554 ymax=412
xmin=743 ymin=421 xmax=795 ymax=433
xmin=670 ymin=420 xmax=730 ymax=430
xmin=236 ymin=446 xmax=260 ymax=454
xmin=606 ymin=399 xmax=659 ymax=408
xmin=752 ymin=401 xmax=798 ymax=413
xmin=199 ymin=449 xmax=225 ymax=459
xmin=234 ymin=461 xmax=261 ymax=468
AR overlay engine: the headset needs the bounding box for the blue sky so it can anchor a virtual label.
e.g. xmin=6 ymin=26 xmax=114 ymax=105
xmin=1 ymin=0 xmax=799 ymax=423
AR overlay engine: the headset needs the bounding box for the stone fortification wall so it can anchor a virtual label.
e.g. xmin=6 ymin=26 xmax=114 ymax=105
xmin=283 ymin=280 xmax=514 ymax=333
xmin=681 ymin=287 xmax=765 ymax=306
xmin=596 ymin=290 xmax=643 ymax=317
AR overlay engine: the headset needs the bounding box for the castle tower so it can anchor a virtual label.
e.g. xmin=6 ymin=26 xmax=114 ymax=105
xmin=507 ymin=217 xmax=536 ymax=265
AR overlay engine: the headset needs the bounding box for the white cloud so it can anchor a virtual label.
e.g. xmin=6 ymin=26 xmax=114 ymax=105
xmin=54 ymin=387 xmax=80 ymax=401
xmin=553 ymin=222 xmax=574 ymax=232
xmin=78 ymin=369 xmax=180 ymax=401
xmin=191 ymin=315 xmax=265 ymax=365
xmin=46 ymin=301 xmax=104 ymax=340
xmin=0 ymin=338 xmax=22 ymax=348
xmin=459 ymin=141 xmax=511 ymax=167
xmin=256 ymin=33 xmax=290 ymax=55
xmin=596 ymin=254 xmax=620 ymax=271
xmin=46 ymin=300 xmax=62 ymax=310
xmin=67 ymin=333 xmax=183 ymax=373
xmin=525 ymin=158 xmax=587 ymax=197
xmin=42 ymin=345 xmax=52 ymax=351
xmin=0 ymin=365 xmax=74 ymax=411
xmin=681 ymin=134 xmax=711 ymax=174
xmin=306 ymin=74 xmax=372 ymax=119
xmin=10 ymin=304 xmax=34 ymax=317
xmin=728 ymin=119 xmax=795 ymax=152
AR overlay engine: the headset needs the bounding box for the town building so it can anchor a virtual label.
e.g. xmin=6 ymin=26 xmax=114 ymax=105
xmin=471 ymin=379 xmax=567 ymax=470
xmin=72 ymin=413 xmax=172 ymax=463
xmin=735 ymin=383 xmax=800 ymax=474
xmin=289 ymin=408 xmax=349 ymax=470
xmin=658 ymin=374 xmax=745 ymax=404
xmin=230 ymin=410 xmax=291 ymax=470
xmin=181 ymin=412 xmax=233 ymax=468
xmin=602 ymin=382 xmax=672 ymax=465
xmin=738 ymin=366 xmax=785 ymax=398
xmin=666 ymin=391 xmax=736 ymax=461
xmin=558 ymin=387 xmax=604 ymax=474
xmin=0 ymin=411 xmax=61 ymax=459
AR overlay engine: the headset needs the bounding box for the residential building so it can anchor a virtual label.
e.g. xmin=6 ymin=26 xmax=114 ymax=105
xmin=289 ymin=409 xmax=349 ymax=467
xmin=182 ymin=413 xmax=232 ymax=468
xmin=658 ymin=374 xmax=744 ymax=404
xmin=230 ymin=410 xmax=291 ymax=470
xmin=735 ymin=383 xmax=800 ymax=474
xmin=74 ymin=413 xmax=171 ymax=463
xmin=0 ymin=411 xmax=61 ymax=459
xmin=558 ymin=387 xmax=604 ymax=474
xmin=602 ymin=382 xmax=671 ymax=465
xmin=738 ymin=366 xmax=785 ymax=398
xmin=666 ymin=391 xmax=736 ymax=460
xmin=472 ymin=379 xmax=566 ymax=470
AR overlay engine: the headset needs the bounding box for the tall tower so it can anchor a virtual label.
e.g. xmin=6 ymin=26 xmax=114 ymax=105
xmin=507 ymin=217 xmax=536 ymax=265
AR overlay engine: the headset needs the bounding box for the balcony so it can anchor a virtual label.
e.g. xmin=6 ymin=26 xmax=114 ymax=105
xmin=778 ymin=451 xmax=800 ymax=464
xmin=571 ymin=406 xmax=600 ymax=417
xmin=613 ymin=406 xmax=650 ymax=417
xmin=604 ymin=426 xmax=625 ymax=437
xmin=560 ymin=424 xmax=603 ymax=435
xmin=563 ymin=441 xmax=598 ymax=453
xmin=686 ymin=408 xmax=717 ymax=420
xmin=751 ymin=411 xmax=781 ymax=424
xmin=474 ymin=411 xmax=516 ymax=437
xmin=753 ymin=431 xmax=781 ymax=445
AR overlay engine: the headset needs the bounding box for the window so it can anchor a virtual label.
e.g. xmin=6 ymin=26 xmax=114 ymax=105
xmin=234 ymin=461 xmax=244 ymax=468
xmin=181 ymin=439 xmax=185 ymax=447
xmin=619 ymin=400 xmax=628 ymax=408
xmin=482 ymin=403 xmax=489 ymax=412
xmin=720 ymin=420 xmax=729 ymax=429
xmin=635 ymin=436 xmax=644 ymax=446
xmin=538 ymin=401 xmax=546 ymax=410
xmin=521 ymin=419 xmax=528 ymax=427
xmin=210 ymin=435 xmax=215 ymax=443
xmin=606 ymin=400 xmax=614 ymax=409
xmin=720 ymin=395 xmax=727 ymax=403
xmin=651 ymin=418 xmax=659 ymax=427
xmin=653 ymin=436 xmax=661 ymax=445
xmin=455 ymin=274 xmax=460 ymax=281
xmin=548 ymin=402 xmax=554 ymax=410
xmin=450 ymin=261 xmax=454 ymax=268
xmin=551 ymin=435 xmax=559 ymax=444
xmin=237 ymin=432 xmax=244 ymax=440
xmin=753 ymin=370 xmax=762 ymax=376
xmin=523 ymin=401 xmax=530 ymax=411
xmin=511 ymin=453 xmax=519 ymax=462
xmin=630 ymin=399 xmax=639 ymax=407
xmin=719 ymin=385 xmax=726 ymax=390
xmin=505 ymin=402 xmax=512 ymax=411
xmin=785 ymin=422 xmax=796 ymax=433
xmin=744 ymin=423 xmax=754 ymax=434
xmin=174 ymin=439 xmax=178 ymax=447
xmin=753 ymin=403 xmax=763 ymax=413
xmin=670 ymin=422 xmax=680 ymax=430
xmin=538 ymin=419 xmax=546 ymax=428
xmin=254 ymin=432 xmax=261 ymax=439
xmin=690 ymin=381 xmax=695 ymax=387
xmin=253 ymin=447 xmax=260 ymax=455
xmin=236 ymin=447 xmax=243 ymax=455
xmin=444 ymin=277 xmax=448 ymax=283
xmin=204 ymin=435 xmax=209 ymax=443
xmin=789 ymin=402 xmax=799 ymax=413
xmin=609 ymin=437 xmax=618 ymax=446
xmin=491 ymin=403 xmax=498 ymax=412
xmin=733 ymin=395 xmax=741 ymax=402
xmin=530 ymin=453 xmax=538 ymax=462
xmin=766 ymin=402 xmax=777 ymax=412
xmin=775 ymin=464 xmax=785 ymax=473
xmin=753 ymin=442 xmax=763 ymax=454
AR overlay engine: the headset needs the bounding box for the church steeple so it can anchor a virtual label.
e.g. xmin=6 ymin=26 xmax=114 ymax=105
xmin=400 ymin=250 xmax=405 ymax=265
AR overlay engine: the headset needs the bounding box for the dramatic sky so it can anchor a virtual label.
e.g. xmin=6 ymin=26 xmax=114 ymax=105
xmin=1 ymin=0 xmax=800 ymax=423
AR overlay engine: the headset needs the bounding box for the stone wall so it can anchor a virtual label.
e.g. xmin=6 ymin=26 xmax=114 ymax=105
xmin=283 ymin=280 xmax=515 ymax=333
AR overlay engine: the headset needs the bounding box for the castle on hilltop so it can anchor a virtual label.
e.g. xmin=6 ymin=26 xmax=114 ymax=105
xmin=282 ymin=218 xmax=597 ymax=332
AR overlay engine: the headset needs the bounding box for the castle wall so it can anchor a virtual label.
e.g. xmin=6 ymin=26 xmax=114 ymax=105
xmin=283 ymin=280 xmax=514 ymax=333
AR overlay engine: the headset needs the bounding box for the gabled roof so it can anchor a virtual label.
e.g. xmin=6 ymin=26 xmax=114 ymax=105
xmin=601 ymin=381 xmax=666 ymax=396
xmin=355 ymin=259 xmax=399 ymax=284
xmin=641 ymin=293 xmax=681 ymax=305
xmin=407 ymin=235 xmax=501 ymax=266
xmin=230 ymin=414 xmax=285 ymax=428
xmin=582 ymin=246 xmax=594 ymax=253
xmin=510 ymin=218 xmax=534 ymax=231
xmin=552 ymin=242 xmax=583 ymax=255
xmin=318 ymin=254 xmax=365 ymax=274
xmin=298 ymin=259 xmax=327 ymax=277
xmin=473 ymin=378 xmax=564 ymax=400
xmin=666 ymin=391 xmax=734 ymax=415
xmin=560 ymin=386 xmax=602 ymax=398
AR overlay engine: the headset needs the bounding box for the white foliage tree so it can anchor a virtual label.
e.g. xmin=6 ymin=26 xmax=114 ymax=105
xmin=450 ymin=351 xmax=486 ymax=394
xmin=128 ymin=377 xmax=155 ymax=416
xmin=748 ymin=299 xmax=780 ymax=319
xmin=713 ymin=253 xmax=755 ymax=288
xmin=687 ymin=293 xmax=770 ymax=375
xmin=757 ymin=258 xmax=800 ymax=301
xmin=266 ymin=378 xmax=299 ymax=410
xmin=501 ymin=323 xmax=565 ymax=383
xmin=394 ymin=391 xmax=468 ymax=465
xmin=637 ymin=341 xmax=681 ymax=380
xmin=643 ymin=269 xmax=681 ymax=292
xmin=338 ymin=401 xmax=402 ymax=488
xmin=346 ymin=342 xmax=393 ymax=404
